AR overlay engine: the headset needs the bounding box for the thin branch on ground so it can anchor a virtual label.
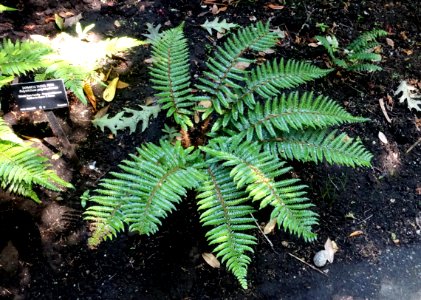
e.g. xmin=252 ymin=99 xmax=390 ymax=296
xmin=287 ymin=252 xmax=328 ymax=277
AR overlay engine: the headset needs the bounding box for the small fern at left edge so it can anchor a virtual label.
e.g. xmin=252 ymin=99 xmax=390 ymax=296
xmin=0 ymin=117 xmax=72 ymax=202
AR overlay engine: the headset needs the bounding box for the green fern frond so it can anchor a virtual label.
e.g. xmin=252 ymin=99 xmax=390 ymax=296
xmin=233 ymin=92 xmax=367 ymax=140
xmin=197 ymin=164 xmax=256 ymax=289
xmin=263 ymin=129 xmax=373 ymax=167
xmin=103 ymin=37 xmax=146 ymax=56
xmin=237 ymin=59 xmax=332 ymax=110
xmin=150 ymin=24 xmax=194 ymax=130
xmin=42 ymin=61 xmax=92 ymax=104
xmin=347 ymin=52 xmax=382 ymax=62
xmin=347 ymin=29 xmax=387 ymax=53
xmin=315 ymin=35 xmax=338 ymax=58
xmin=201 ymin=136 xmax=318 ymax=242
xmin=83 ymin=141 xmax=205 ymax=248
xmin=345 ymin=63 xmax=382 ymax=73
xmin=0 ymin=118 xmax=72 ymax=203
xmin=196 ymin=21 xmax=278 ymax=117
xmin=0 ymin=39 xmax=51 ymax=82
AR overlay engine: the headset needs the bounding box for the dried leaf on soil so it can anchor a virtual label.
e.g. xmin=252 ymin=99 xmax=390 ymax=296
xmin=202 ymin=252 xmax=220 ymax=268
xmin=349 ymin=230 xmax=364 ymax=237
xmin=83 ymin=83 xmax=96 ymax=110
xmin=385 ymin=38 xmax=394 ymax=48
xmin=234 ymin=61 xmax=251 ymax=70
xmin=198 ymin=100 xmax=212 ymax=108
xmin=103 ymin=77 xmax=119 ymax=102
xmin=265 ymin=3 xmax=285 ymax=10
xmin=54 ymin=14 xmax=64 ymax=30
xmin=324 ymin=238 xmax=338 ymax=263
xmin=263 ymin=218 xmax=277 ymax=234
xmin=378 ymin=131 xmax=388 ymax=144
xmin=115 ymin=80 xmax=129 ymax=89
xmin=394 ymin=80 xmax=421 ymax=112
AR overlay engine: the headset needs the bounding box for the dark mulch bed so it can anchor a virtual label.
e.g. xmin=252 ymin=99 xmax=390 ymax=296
xmin=0 ymin=0 xmax=420 ymax=299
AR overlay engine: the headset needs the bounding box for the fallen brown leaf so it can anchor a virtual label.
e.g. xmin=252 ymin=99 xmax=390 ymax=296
xmin=415 ymin=117 xmax=421 ymax=131
xmin=385 ymin=37 xmax=394 ymax=48
xmin=103 ymin=77 xmax=119 ymax=102
xmin=202 ymin=252 xmax=220 ymax=268
xmin=94 ymin=105 xmax=110 ymax=120
xmin=266 ymin=3 xmax=285 ymax=10
xmin=402 ymin=49 xmax=413 ymax=55
xmin=399 ymin=31 xmax=408 ymax=40
xmin=234 ymin=61 xmax=251 ymax=70
xmin=263 ymin=219 xmax=277 ymax=234
xmin=83 ymin=83 xmax=97 ymax=110
xmin=378 ymin=131 xmax=388 ymax=144
xmin=349 ymin=230 xmax=364 ymax=238
xmin=116 ymin=80 xmax=129 ymax=89
xmin=198 ymin=100 xmax=212 ymax=108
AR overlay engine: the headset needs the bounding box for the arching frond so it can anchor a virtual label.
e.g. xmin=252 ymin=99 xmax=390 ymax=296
xmin=197 ymin=164 xmax=256 ymax=289
xmin=347 ymin=29 xmax=387 ymax=53
xmin=233 ymin=92 xmax=367 ymax=140
xmin=348 ymin=52 xmax=382 ymax=62
xmin=83 ymin=141 xmax=205 ymax=248
xmin=345 ymin=63 xmax=382 ymax=73
xmin=0 ymin=118 xmax=72 ymax=203
xmin=150 ymin=24 xmax=194 ymax=130
xmin=196 ymin=21 xmax=278 ymax=117
xmin=0 ymin=39 xmax=51 ymax=87
xmin=44 ymin=61 xmax=91 ymax=104
xmin=201 ymin=136 xmax=318 ymax=242
xmin=262 ymin=129 xmax=373 ymax=167
xmin=238 ymin=59 xmax=332 ymax=110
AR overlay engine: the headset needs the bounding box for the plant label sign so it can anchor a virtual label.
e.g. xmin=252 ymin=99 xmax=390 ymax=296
xmin=11 ymin=79 xmax=69 ymax=111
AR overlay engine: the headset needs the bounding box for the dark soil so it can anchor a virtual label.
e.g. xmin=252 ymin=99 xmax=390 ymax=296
xmin=0 ymin=0 xmax=420 ymax=299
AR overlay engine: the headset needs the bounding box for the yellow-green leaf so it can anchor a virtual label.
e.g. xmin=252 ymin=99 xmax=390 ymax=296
xmin=55 ymin=13 xmax=64 ymax=30
xmin=103 ymin=77 xmax=119 ymax=102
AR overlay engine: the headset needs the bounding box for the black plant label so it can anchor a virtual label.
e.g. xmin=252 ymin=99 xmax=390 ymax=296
xmin=11 ymin=79 xmax=69 ymax=111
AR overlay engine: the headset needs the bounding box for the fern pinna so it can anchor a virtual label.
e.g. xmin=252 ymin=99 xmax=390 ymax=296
xmin=0 ymin=117 xmax=72 ymax=202
xmin=316 ymin=29 xmax=387 ymax=72
xmin=82 ymin=22 xmax=373 ymax=288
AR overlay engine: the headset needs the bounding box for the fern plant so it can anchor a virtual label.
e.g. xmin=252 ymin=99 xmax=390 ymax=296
xmin=0 ymin=117 xmax=72 ymax=202
xmin=316 ymin=29 xmax=387 ymax=72
xmin=0 ymin=24 xmax=144 ymax=104
xmin=0 ymin=39 xmax=52 ymax=88
xmin=82 ymin=22 xmax=373 ymax=288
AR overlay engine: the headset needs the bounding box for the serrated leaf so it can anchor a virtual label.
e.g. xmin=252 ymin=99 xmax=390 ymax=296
xmin=92 ymin=105 xmax=161 ymax=135
xmin=201 ymin=17 xmax=239 ymax=35
xmin=394 ymin=80 xmax=421 ymax=112
xmin=143 ymin=23 xmax=163 ymax=43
